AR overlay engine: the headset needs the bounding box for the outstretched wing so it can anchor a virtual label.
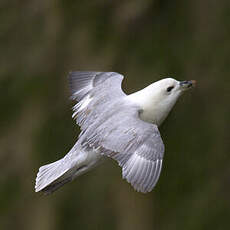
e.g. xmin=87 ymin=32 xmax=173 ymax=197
xmin=78 ymin=103 xmax=165 ymax=193
xmin=69 ymin=71 xmax=126 ymax=130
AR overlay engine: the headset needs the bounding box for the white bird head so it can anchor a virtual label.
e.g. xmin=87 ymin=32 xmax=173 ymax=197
xmin=128 ymin=77 xmax=196 ymax=125
xmin=149 ymin=78 xmax=195 ymax=107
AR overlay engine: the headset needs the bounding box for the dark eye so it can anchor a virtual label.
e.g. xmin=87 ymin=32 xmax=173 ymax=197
xmin=166 ymin=86 xmax=174 ymax=92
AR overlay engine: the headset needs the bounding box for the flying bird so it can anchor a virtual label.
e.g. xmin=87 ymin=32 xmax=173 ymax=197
xmin=35 ymin=72 xmax=195 ymax=194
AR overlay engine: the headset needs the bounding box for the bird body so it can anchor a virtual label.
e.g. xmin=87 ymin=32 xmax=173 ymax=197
xmin=35 ymin=72 xmax=195 ymax=194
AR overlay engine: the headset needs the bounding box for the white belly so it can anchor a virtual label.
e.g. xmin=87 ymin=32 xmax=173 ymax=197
xmin=63 ymin=144 xmax=105 ymax=179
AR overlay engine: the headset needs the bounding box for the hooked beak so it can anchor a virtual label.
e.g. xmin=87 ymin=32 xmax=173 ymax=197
xmin=180 ymin=80 xmax=196 ymax=90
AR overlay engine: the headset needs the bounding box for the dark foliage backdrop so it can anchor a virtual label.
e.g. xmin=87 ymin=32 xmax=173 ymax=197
xmin=0 ymin=0 xmax=229 ymax=230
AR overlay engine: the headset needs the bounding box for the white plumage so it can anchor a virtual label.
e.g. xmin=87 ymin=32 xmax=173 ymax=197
xmin=35 ymin=72 xmax=195 ymax=194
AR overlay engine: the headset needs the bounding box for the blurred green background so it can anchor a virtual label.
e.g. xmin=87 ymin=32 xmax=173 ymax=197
xmin=0 ymin=0 xmax=230 ymax=230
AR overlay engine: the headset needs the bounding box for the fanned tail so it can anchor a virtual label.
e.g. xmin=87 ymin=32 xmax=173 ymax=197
xmin=35 ymin=159 xmax=71 ymax=194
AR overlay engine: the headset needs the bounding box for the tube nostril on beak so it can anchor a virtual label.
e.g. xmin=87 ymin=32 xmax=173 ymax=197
xmin=180 ymin=80 xmax=196 ymax=88
xmin=180 ymin=81 xmax=189 ymax=86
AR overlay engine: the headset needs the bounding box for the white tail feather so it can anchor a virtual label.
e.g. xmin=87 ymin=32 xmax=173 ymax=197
xmin=35 ymin=159 xmax=69 ymax=193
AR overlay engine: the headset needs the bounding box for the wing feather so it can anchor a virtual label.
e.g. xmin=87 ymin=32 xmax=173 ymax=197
xmin=78 ymin=104 xmax=164 ymax=193
xmin=69 ymin=71 xmax=125 ymax=129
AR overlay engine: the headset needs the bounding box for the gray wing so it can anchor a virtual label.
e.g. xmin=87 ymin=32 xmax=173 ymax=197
xmin=69 ymin=71 xmax=165 ymax=193
xmin=69 ymin=71 xmax=126 ymax=130
xmin=78 ymin=103 xmax=165 ymax=193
